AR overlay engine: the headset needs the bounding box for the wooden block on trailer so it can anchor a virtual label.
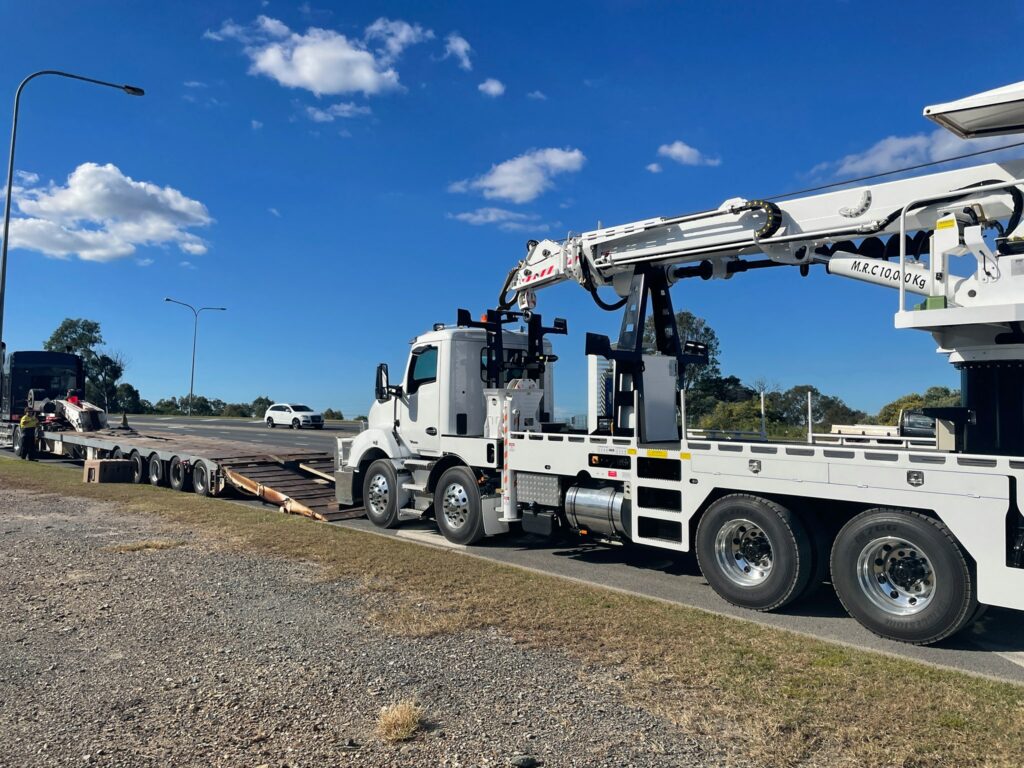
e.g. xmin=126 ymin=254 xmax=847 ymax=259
xmin=83 ymin=459 xmax=134 ymax=484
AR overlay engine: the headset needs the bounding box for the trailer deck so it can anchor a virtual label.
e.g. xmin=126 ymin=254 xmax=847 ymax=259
xmin=38 ymin=426 xmax=360 ymax=522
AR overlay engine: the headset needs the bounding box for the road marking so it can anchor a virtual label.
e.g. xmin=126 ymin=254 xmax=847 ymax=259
xmin=394 ymin=528 xmax=466 ymax=551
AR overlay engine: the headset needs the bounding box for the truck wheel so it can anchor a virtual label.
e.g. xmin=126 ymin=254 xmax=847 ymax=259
xmin=266 ymin=418 xmax=275 ymax=428
xmin=111 ymin=447 xmax=124 ymax=460
xmin=148 ymin=454 xmax=166 ymax=486
xmin=363 ymin=459 xmax=400 ymax=528
xmin=831 ymin=509 xmax=977 ymax=645
xmin=168 ymin=456 xmax=192 ymax=492
xmin=192 ymin=462 xmax=212 ymax=497
xmin=12 ymin=427 xmax=23 ymax=457
xmin=434 ymin=466 xmax=485 ymax=545
xmin=129 ymin=451 xmax=146 ymax=484
xmin=695 ymin=494 xmax=812 ymax=611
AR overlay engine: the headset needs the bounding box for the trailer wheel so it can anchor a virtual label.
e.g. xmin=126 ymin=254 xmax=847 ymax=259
xmin=695 ymin=494 xmax=812 ymax=611
xmin=168 ymin=456 xmax=192 ymax=492
xmin=831 ymin=509 xmax=977 ymax=645
xmin=363 ymin=459 xmax=400 ymax=528
xmin=129 ymin=451 xmax=146 ymax=484
xmin=111 ymin=447 xmax=124 ymax=460
xmin=148 ymin=454 xmax=166 ymax=486
xmin=433 ymin=466 xmax=485 ymax=545
xmin=192 ymin=462 xmax=212 ymax=497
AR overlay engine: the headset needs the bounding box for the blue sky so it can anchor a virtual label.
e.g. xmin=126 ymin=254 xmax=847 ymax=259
xmin=1 ymin=1 xmax=1023 ymax=416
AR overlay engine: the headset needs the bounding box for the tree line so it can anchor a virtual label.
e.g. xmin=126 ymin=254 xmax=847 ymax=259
xmin=643 ymin=311 xmax=960 ymax=435
xmin=42 ymin=318 xmax=352 ymax=419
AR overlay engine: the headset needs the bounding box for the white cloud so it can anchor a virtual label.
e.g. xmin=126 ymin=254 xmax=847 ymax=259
xmin=179 ymin=260 xmax=197 ymax=270
xmin=268 ymin=207 xmax=281 ymax=217
xmin=15 ymin=170 xmax=39 ymax=185
xmin=657 ymin=140 xmax=721 ymax=167
xmin=183 ymin=80 xmax=207 ymax=88
xmin=305 ymin=101 xmax=371 ymax=122
xmin=136 ymin=257 xmax=154 ymax=267
xmin=526 ymin=90 xmax=546 ymax=100
xmin=448 ymin=207 xmax=555 ymax=232
xmin=251 ymin=119 xmax=263 ymax=130
xmin=9 ymin=162 xmax=212 ymax=262
xmin=365 ymin=18 xmax=433 ymax=64
xmin=478 ymin=78 xmax=505 ymax=97
xmin=830 ymin=129 xmax=1020 ymax=177
xmin=443 ymin=33 xmax=472 ymax=70
xmin=208 ymin=16 xmax=433 ymax=97
xmin=646 ymin=162 xmax=662 ymax=174
xmin=450 ymin=147 xmax=586 ymax=204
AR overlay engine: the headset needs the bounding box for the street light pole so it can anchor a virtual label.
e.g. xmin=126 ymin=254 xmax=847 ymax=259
xmin=164 ymin=298 xmax=226 ymax=416
xmin=0 ymin=70 xmax=144 ymax=359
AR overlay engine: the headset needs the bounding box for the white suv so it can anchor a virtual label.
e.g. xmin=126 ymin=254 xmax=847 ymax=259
xmin=265 ymin=403 xmax=324 ymax=429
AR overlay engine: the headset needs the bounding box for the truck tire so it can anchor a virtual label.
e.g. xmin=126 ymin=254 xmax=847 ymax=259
xmin=168 ymin=456 xmax=192 ymax=492
xmin=111 ymin=447 xmax=124 ymax=460
xmin=129 ymin=451 xmax=146 ymax=484
xmin=433 ymin=466 xmax=485 ymax=545
xmin=695 ymin=494 xmax=812 ymax=611
xmin=830 ymin=508 xmax=978 ymax=645
xmin=12 ymin=427 xmax=23 ymax=457
xmin=363 ymin=459 xmax=400 ymax=528
xmin=148 ymin=454 xmax=166 ymax=486
xmin=192 ymin=462 xmax=212 ymax=497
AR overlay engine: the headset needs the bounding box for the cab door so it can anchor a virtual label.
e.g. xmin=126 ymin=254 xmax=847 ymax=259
xmin=400 ymin=344 xmax=442 ymax=456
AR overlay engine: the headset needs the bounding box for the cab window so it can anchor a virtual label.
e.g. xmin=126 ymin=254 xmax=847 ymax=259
xmin=407 ymin=346 xmax=438 ymax=393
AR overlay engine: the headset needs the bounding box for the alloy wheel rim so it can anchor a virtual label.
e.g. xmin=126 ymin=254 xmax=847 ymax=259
xmin=714 ymin=518 xmax=774 ymax=587
xmin=856 ymin=536 xmax=935 ymax=616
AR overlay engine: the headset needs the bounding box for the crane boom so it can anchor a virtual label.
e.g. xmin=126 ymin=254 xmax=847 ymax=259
xmin=503 ymin=159 xmax=1024 ymax=311
xmin=501 ymin=81 xmax=1024 ymax=318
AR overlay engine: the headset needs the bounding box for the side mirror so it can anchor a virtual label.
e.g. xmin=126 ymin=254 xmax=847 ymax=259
xmin=375 ymin=363 xmax=390 ymax=403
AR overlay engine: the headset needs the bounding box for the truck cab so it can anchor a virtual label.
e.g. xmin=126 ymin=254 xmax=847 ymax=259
xmin=337 ymin=321 xmax=554 ymax=514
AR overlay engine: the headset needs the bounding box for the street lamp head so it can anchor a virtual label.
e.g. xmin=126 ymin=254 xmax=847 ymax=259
xmin=122 ymin=85 xmax=145 ymax=96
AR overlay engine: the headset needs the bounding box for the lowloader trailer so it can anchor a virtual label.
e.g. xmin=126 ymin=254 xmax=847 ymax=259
xmin=335 ymin=80 xmax=1024 ymax=646
xmin=0 ymin=351 xmax=352 ymax=521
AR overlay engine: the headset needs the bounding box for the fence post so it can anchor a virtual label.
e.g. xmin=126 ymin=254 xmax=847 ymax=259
xmin=806 ymin=391 xmax=813 ymax=444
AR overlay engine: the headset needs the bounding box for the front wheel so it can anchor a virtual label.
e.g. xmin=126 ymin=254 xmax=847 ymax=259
xmin=695 ymin=494 xmax=812 ymax=611
xmin=831 ymin=509 xmax=977 ymax=645
xmin=291 ymin=419 xmax=300 ymax=430
xmin=433 ymin=466 xmax=485 ymax=545
xmin=266 ymin=418 xmax=275 ymax=428
xmin=12 ymin=427 xmax=23 ymax=457
xmin=363 ymin=459 xmax=400 ymax=528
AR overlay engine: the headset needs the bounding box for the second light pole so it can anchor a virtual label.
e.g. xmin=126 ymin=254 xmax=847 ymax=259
xmin=164 ymin=298 xmax=226 ymax=416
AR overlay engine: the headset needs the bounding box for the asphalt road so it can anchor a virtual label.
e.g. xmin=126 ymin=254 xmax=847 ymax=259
xmin=10 ymin=414 xmax=1024 ymax=685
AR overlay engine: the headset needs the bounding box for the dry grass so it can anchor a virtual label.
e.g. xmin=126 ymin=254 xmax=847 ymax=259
xmin=104 ymin=539 xmax=184 ymax=553
xmin=376 ymin=699 xmax=424 ymax=742
xmin=3 ymin=459 xmax=1023 ymax=767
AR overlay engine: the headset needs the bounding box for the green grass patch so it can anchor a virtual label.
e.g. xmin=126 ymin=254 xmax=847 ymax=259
xmin=3 ymin=459 xmax=1023 ymax=767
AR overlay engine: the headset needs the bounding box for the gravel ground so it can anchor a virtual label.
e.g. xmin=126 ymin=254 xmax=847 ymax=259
xmin=0 ymin=489 xmax=726 ymax=767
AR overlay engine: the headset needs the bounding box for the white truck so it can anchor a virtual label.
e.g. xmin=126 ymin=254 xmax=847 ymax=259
xmin=336 ymin=80 xmax=1024 ymax=645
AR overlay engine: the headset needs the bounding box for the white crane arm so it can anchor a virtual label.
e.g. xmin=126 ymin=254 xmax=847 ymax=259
xmin=503 ymin=159 xmax=1024 ymax=311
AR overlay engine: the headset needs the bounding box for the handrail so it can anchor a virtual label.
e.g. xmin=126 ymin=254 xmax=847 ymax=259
xmin=897 ymin=176 xmax=1024 ymax=312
